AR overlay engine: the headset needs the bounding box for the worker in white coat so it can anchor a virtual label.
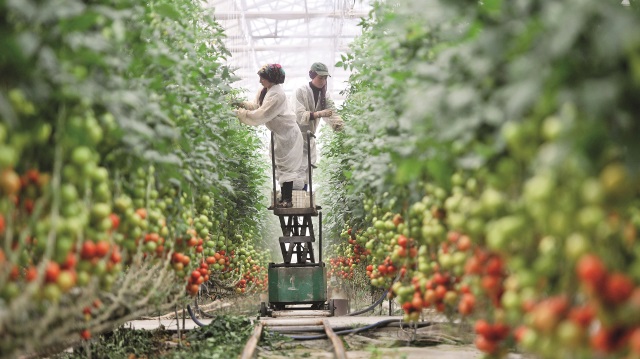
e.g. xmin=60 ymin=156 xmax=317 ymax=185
xmin=293 ymin=62 xmax=344 ymax=188
xmin=234 ymin=64 xmax=307 ymax=208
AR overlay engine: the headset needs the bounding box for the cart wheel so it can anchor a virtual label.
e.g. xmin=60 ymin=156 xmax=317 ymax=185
xmin=328 ymin=299 xmax=335 ymax=317
xmin=260 ymin=302 xmax=268 ymax=317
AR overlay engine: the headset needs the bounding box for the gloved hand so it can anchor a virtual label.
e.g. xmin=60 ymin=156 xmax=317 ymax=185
xmin=332 ymin=119 xmax=344 ymax=131
xmin=315 ymin=109 xmax=333 ymax=118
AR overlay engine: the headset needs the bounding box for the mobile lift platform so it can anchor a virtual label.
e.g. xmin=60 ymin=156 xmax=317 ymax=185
xmin=260 ymin=132 xmax=335 ymax=317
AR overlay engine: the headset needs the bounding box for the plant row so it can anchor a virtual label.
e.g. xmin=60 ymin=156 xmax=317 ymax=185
xmin=320 ymin=1 xmax=640 ymax=358
xmin=0 ymin=0 xmax=270 ymax=357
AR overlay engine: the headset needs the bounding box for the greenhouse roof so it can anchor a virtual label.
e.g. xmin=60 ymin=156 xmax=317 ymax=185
xmin=205 ymin=0 xmax=371 ymax=104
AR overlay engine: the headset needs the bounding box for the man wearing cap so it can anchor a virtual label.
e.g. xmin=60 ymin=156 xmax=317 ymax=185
xmin=293 ymin=62 xmax=345 ymax=183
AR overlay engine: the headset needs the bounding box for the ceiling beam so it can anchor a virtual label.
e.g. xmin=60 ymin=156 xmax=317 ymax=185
xmin=250 ymin=34 xmax=356 ymax=39
xmin=213 ymin=10 xmax=368 ymax=20
xmin=228 ymin=45 xmax=351 ymax=51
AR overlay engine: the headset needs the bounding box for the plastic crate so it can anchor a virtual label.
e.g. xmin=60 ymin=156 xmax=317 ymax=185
xmin=272 ymin=190 xmax=315 ymax=208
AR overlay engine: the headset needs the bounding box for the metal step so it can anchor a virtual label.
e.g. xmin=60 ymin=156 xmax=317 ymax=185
xmin=279 ymin=236 xmax=315 ymax=264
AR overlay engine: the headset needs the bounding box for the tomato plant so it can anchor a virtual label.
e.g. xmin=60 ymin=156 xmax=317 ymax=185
xmin=0 ymin=0 xmax=272 ymax=357
xmin=320 ymin=1 xmax=640 ymax=358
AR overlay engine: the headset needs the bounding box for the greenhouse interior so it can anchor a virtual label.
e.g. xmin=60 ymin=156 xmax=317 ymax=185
xmin=0 ymin=1 xmax=639 ymax=358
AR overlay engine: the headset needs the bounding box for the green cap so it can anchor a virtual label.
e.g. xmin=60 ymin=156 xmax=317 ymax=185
xmin=310 ymin=62 xmax=331 ymax=77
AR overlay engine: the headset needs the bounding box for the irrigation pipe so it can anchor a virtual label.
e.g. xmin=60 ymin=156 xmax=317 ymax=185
xmin=186 ymin=304 xmax=207 ymax=327
xmin=347 ymin=267 xmax=403 ymax=316
xmin=194 ymin=294 xmax=216 ymax=318
xmin=346 ymin=286 xmax=390 ymax=316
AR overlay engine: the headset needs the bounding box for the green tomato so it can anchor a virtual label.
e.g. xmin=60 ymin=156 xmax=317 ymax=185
xmin=0 ymin=124 xmax=7 ymax=143
xmin=92 ymin=167 xmax=109 ymax=183
xmin=42 ymin=283 xmax=62 ymax=302
xmin=91 ymin=203 xmax=111 ymax=220
xmin=0 ymin=145 xmax=18 ymax=168
xmin=71 ymin=146 xmax=92 ymax=166
xmin=0 ymin=282 xmax=20 ymax=301
xmin=144 ymin=241 xmax=157 ymax=253
xmin=76 ymin=271 xmax=91 ymax=286
xmin=93 ymin=182 xmax=111 ymax=202
xmin=60 ymin=184 xmax=79 ymax=203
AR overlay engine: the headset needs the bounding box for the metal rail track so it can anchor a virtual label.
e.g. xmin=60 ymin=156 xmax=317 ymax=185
xmin=240 ymin=318 xmax=347 ymax=359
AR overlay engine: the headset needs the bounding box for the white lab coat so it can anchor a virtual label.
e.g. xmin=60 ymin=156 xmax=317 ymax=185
xmin=237 ymin=84 xmax=307 ymax=185
xmin=293 ymin=83 xmax=344 ymax=167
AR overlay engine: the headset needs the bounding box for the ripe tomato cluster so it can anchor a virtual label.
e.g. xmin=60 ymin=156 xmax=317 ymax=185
xmin=329 ymin=165 xmax=639 ymax=359
xmin=235 ymin=264 xmax=268 ymax=294
xmin=186 ymin=261 xmax=211 ymax=296
xmin=328 ymin=227 xmax=371 ymax=285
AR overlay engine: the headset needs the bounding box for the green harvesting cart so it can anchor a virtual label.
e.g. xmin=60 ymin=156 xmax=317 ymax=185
xmin=260 ymin=132 xmax=335 ymax=317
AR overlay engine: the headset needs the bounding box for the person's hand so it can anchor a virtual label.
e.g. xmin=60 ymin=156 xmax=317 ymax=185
xmin=316 ymin=109 xmax=332 ymax=118
xmin=332 ymin=119 xmax=344 ymax=131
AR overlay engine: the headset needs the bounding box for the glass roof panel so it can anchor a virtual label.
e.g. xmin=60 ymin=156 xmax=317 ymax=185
xmin=205 ymin=0 xmax=372 ymax=104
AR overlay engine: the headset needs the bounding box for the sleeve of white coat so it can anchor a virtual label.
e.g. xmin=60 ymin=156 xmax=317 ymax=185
xmin=241 ymin=91 xmax=261 ymax=110
xmin=237 ymin=91 xmax=281 ymax=126
xmin=323 ymin=91 xmax=344 ymax=131
xmin=242 ymin=101 xmax=260 ymax=110
xmin=294 ymin=87 xmax=312 ymax=126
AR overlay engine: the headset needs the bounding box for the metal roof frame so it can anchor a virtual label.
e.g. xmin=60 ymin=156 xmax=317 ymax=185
xmin=206 ymin=0 xmax=370 ymax=103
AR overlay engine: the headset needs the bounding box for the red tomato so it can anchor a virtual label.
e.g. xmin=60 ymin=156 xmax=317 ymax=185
xmin=25 ymin=266 xmax=38 ymax=282
xmin=45 ymin=262 xmax=61 ymax=283
xmin=485 ymin=257 xmax=503 ymax=276
xmin=434 ymin=285 xmax=447 ymax=300
xmin=475 ymin=320 xmax=491 ymax=336
xmin=181 ymin=255 xmax=190 ymax=265
xmin=411 ymin=292 xmax=423 ymax=311
xmin=397 ymin=235 xmax=408 ymax=248
xmin=576 ymin=254 xmax=607 ymax=289
xmin=80 ymin=241 xmax=96 ymax=259
xmin=110 ymin=248 xmax=122 ymax=264
xmin=172 ymin=252 xmax=184 ymax=263
xmin=110 ymin=213 xmax=120 ymax=229
xmin=630 ymin=328 xmax=640 ymax=354
xmin=63 ymin=252 xmax=77 ymax=269
xmin=80 ymin=330 xmax=91 ymax=340
xmin=475 ymin=335 xmax=498 ymax=354
xmin=568 ymin=305 xmax=595 ymax=328
xmin=95 ymin=241 xmax=110 ymax=257
xmin=135 ymin=208 xmax=147 ymax=219
xmin=457 ymin=235 xmax=471 ymax=251
xmin=378 ymin=264 xmax=387 ymax=275
xmin=603 ymin=273 xmax=634 ymax=304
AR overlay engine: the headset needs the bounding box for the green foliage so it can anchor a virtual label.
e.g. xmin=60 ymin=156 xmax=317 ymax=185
xmin=0 ymin=0 xmax=266 ymax=204
xmin=59 ymin=327 xmax=167 ymax=359
xmin=58 ymin=315 xmax=291 ymax=359
xmin=166 ymin=315 xmax=255 ymax=359
xmin=319 ymin=0 xmax=640 ymax=248
xmin=321 ymin=1 xmax=640 ymax=357
xmin=0 ymin=0 xmax=270 ymax=356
